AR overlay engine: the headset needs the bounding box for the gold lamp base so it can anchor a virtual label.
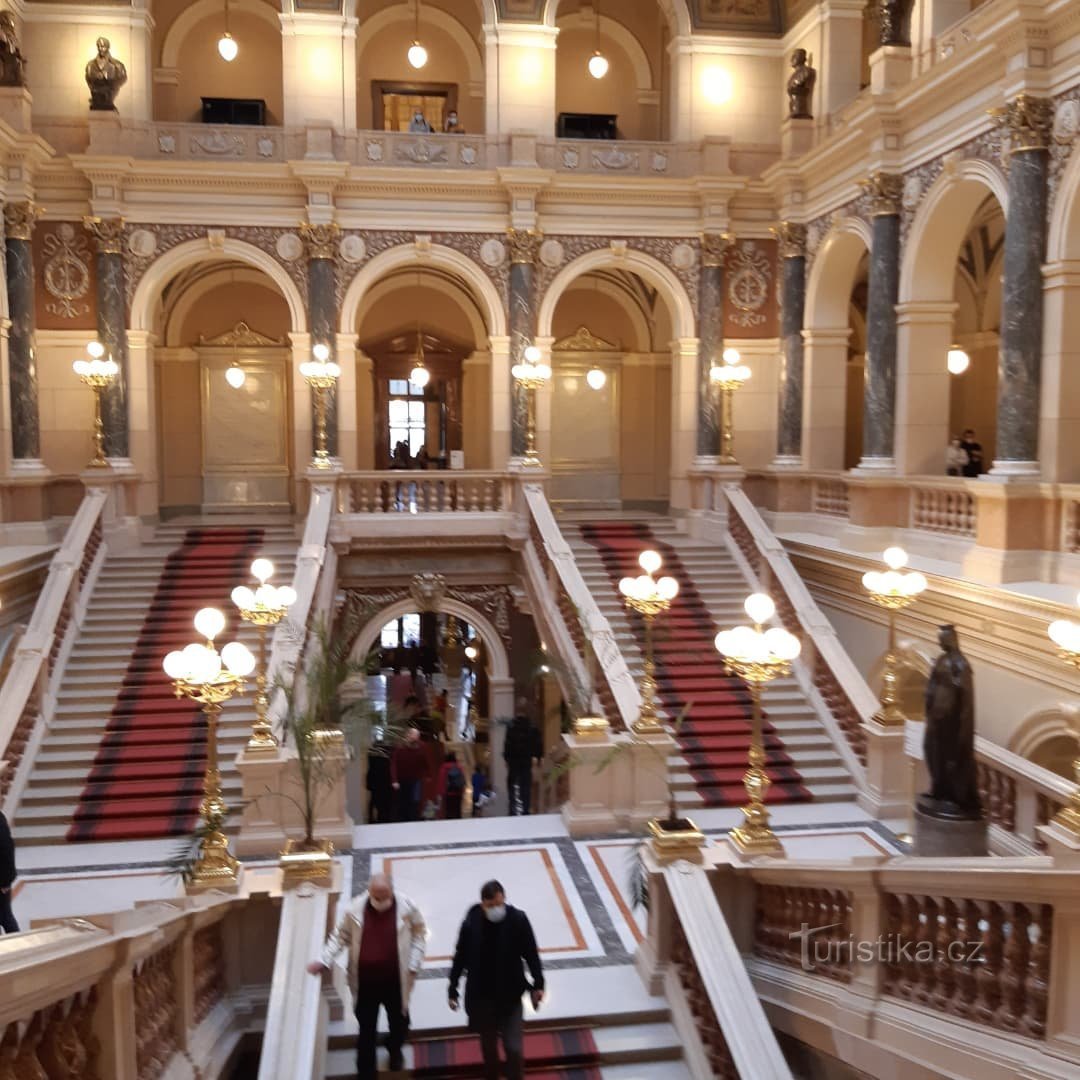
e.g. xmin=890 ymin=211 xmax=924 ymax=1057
xmin=187 ymin=832 xmax=242 ymax=892
xmin=280 ymin=838 xmax=335 ymax=887
xmin=632 ymin=713 xmax=667 ymax=736
xmin=728 ymin=809 xmax=785 ymax=856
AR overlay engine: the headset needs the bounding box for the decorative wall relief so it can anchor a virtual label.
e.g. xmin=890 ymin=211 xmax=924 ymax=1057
xmin=592 ymin=146 xmax=639 ymax=171
xmin=723 ymin=238 xmax=777 ymax=336
xmin=34 ymin=222 xmax=96 ymax=330
xmin=339 ymin=234 xmax=367 ymax=264
xmin=275 ymin=232 xmax=304 ymax=262
xmin=1049 ymin=86 xmax=1080 ymax=227
xmin=539 ymin=239 xmax=565 ymax=269
xmin=395 ymin=139 xmax=448 ymax=165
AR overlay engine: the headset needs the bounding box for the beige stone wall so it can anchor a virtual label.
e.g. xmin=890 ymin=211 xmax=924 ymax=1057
xmin=35 ymin=331 xmax=99 ymax=478
xmin=156 ymin=355 xmax=202 ymax=509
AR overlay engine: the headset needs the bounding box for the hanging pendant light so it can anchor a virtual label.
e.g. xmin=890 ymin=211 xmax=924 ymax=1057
xmin=588 ymin=1 xmax=608 ymax=79
xmin=218 ymin=0 xmax=238 ymax=61
xmin=225 ymin=342 xmax=245 ymax=389
xmin=586 ymin=367 xmax=606 ymax=390
xmin=410 ymin=268 xmax=430 ymax=388
xmin=408 ymin=0 xmax=428 ymax=69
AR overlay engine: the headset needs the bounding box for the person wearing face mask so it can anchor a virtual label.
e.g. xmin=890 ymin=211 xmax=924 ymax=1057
xmin=448 ymin=879 xmax=544 ymax=1080
xmin=409 ymin=108 xmax=432 ymax=133
xmin=307 ymin=872 xmax=428 ymax=1078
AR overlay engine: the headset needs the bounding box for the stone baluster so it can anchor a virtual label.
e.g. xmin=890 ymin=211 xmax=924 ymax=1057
xmin=84 ymin=216 xmax=131 ymax=460
xmin=300 ymin=222 xmax=340 ymax=460
xmin=953 ymin=900 xmax=980 ymax=1019
xmin=696 ymin=232 xmax=729 ymax=460
xmin=1023 ymin=904 xmax=1052 ymax=1038
xmin=974 ymin=899 xmax=1003 ymax=1024
xmin=507 ymin=227 xmax=540 ymax=461
xmin=998 ymin=901 xmax=1032 ymax=1030
xmin=858 ymin=172 xmax=902 ymax=471
xmin=3 ymin=200 xmax=42 ymax=469
xmin=990 ymin=95 xmax=1053 ymax=475
xmin=773 ymin=222 xmax=807 ymax=466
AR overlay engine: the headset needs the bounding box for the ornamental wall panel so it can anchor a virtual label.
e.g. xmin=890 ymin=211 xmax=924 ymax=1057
xmin=723 ymin=237 xmax=777 ymax=338
xmin=34 ymin=222 xmax=97 ymax=331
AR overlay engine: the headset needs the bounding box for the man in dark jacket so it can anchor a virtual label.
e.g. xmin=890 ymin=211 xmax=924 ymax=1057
xmin=448 ymin=879 xmax=544 ymax=1080
xmin=0 ymin=809 xmax=18 ymax=933
xmin=503 ymin=700 xmax=543 ymax=815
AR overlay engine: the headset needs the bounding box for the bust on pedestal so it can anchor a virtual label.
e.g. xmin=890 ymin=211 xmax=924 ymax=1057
xmin=85 ymin=37 xmax=127 ymax=112
xmin=914 ymin=625 xmax=987 ymax=855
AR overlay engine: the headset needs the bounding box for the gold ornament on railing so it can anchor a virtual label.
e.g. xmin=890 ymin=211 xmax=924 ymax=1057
xmin=72 ymin=341 xmax=118 ymax=468
xmin=511 ymin=344 xmax=552 ymax=467
xmin=862 ymin=547 xmax=927 ymax=726
xmin=162 ymin=608 xmax=255 ymax=889
xmin=300 ymin=342 xmax=340 ymax=469
xmin=715 ymin=593 xmax=801 ymax=855
xmin=619 ymin=549 xmax=679 ymax=735
xmin=231 ymin=558 xmax=296 ymax=752
xmin=709 ymin=347 xmax=751 ymax=464
xmin=1047 ymin=595 xmax=1080 ymax=837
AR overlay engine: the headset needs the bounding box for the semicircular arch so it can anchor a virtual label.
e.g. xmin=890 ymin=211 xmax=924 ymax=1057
xmin=356 ymin=3 xmax=484 ymax=86
xmin=161 ymin=0 xmax=281 ymax=69
xmin=554 ymin=10 xmax=653 ymax=91
xmin=805 ymin=218 xmax=871 ymax=331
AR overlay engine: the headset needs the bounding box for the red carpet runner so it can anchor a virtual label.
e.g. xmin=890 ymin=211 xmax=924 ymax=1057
xmin=580 ymin=521 xmax=812 ymax=807
xmin=67 ymin=527 xmax=264 ymax=842
xmin=412 ymin=1026 xmax=601 ymax=1078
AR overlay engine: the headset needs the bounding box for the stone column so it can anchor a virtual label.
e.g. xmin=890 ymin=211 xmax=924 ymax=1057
xmin=301 ymin=223 xmax=339 ymax=460
xmin=773 ymin=222 xmax=807 ymax=466
xmin=507 ymin=228 xmax=540 ymax=461
xmin=3 ymin=201 xmax=42 ymax=469
xmin=991 ymin=94 xmax=1052 ymax=476
xmin=801 ymin=327 xmax=851 ymax=470
xmin=85 ymin=217 xmax=131 ymax=461
xmin=858 ymin=172 xmax=902 ymax=471
xmin=695 ymin=232 xmax=728 ymax=460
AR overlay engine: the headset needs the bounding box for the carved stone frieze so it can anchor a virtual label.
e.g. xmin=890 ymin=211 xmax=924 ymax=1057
xmin=410 ymin=572 xmax=447 ymax=612
xmin=1048 ymin=85 xmax=1080 ymax=227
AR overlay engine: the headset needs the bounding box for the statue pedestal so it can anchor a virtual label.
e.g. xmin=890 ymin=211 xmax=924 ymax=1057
xmin=0 ymin=86 xmax=32 ymax=132
xmin=781 ymin=117 xmax=814 ymax=159
xmin=913 ymin=808 xmax=987 ymax=856
xmin=87 ymin=110 xmax=125 ymax=155
xmin=869 ymin=45 xmax=912 ymax=94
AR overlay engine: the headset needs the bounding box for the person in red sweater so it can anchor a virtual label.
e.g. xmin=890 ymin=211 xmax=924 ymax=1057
xmin=392 ymin=727 xmax=431 ymax=821
xmin=437 ymin=751 xmax=467 ymax=819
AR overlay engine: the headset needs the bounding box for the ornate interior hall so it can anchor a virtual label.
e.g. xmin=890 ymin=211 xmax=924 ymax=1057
xmin=1 ymin=1 xmax=1080 ymax=1078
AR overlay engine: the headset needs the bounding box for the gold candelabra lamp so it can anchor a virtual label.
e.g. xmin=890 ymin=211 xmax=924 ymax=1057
xmin=1047 ymin=597 xmax=1080 ymax=837
xmin=862 ymin=547 xmax=928 ymax=726
xmin=619 ymin=549 xmax=679 ymax=735
xmin=231 ymin=558 xmax=297 ymax=753
xmin=709 ymin=347 xmax=751 ymax=464
xmin=511 ymin=344 xmax=552 ymax=467
xmin=300 ymin=342 xmax=341 ymax=469
xmin=162 ymin=607 xmax=255 ymax=889
xmin=715 ymin=593 xmax=801 ymax=855
xmin=72 ymin=341 xmax=118 ymax=468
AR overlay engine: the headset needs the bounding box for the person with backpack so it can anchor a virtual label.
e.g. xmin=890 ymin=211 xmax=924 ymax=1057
xmin=438 ymin=751 xmax=466 ymax=819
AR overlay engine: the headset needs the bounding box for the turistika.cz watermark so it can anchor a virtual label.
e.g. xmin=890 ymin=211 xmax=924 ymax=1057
xmin=789 ymin=923 xmax=985 ymax=972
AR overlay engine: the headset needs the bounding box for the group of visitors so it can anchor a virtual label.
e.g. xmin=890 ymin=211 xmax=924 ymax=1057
xmin=408 ymin=108 xmax=466 ymax=134
xmin=309 ymin=873 xmax=542 ymax=1080
xmin=945 ymin=428 xmax=985 ymax=476
xmin=390 ymin=442 xmax=435 ymax=470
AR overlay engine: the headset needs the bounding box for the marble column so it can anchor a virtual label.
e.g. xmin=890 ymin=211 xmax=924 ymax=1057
xmin=992 ymin=95 xmax=1053 ymax=475
xmin=507 ymin=228 xmax=540 ymax=461
xmin=301 ymin=223 xmax=340 ymax=460
xmin=773 ymin=222 xmax=807 ymax=465
xmin=695 ymin=232 xmax=729 ymax=459
xmin=85 ymin=217 xmax=130 ymax=460
xmin=859 ymin=172 xmax=902 ymax=470
xmin=4 ymin=202 xmax=41 ymax=466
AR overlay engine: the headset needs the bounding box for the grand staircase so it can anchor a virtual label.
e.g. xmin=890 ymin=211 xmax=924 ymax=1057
xmin=565 ymin=516 xmax=857 ymax=811
xmin=13 ymin=518 xmax=298 ymax=845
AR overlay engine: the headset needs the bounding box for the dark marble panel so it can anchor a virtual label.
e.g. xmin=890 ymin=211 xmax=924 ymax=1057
xmin=309 ymin=257 xmax=338 ymax=458
xmin=862 ymin=214 xmax=900 ymax=461
xmin=96 ymin=251 xmax=129 ymax=459
xmin=509 ymin=261 xmax=533 ymax=459
xmin=6 ymin=238 xmax=40 ymax=459
xmin=777 ymin=254 xmax=806 ymax=459
xmin=696 ymin=262 xmax=722 ymax=457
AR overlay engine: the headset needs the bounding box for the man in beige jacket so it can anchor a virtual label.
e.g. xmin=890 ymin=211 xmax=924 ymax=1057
xmin=308 ymin=872 xmax=427 ymax=1077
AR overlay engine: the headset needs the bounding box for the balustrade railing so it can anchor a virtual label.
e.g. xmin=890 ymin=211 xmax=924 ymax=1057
xmin=811 ymin=476 xmax=850 ymax=517
xmin=910 ymin=480 xmax=976 ymax=536
xmin=725 ymin=487 xmax=872 ymax=769
xmin=0 ymin=893 xmax=266 ymax=1080
xmin=337 ymin=471 xmax=512 ymax=515
xmin=1062 ymin=494 xmax=1080 ymax=553
xmin=0 ymin=488 xmax=108 ymax=812
xmin=753 ymin=884 xmax=854 ymax=984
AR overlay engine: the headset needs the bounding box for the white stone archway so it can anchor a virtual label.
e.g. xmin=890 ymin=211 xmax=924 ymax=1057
xmin=896 ymin=162 xmax=1007 ymax=475
xmin=803 ymin=218 xmax=871 ymax=470
xmin=1043 ymin=145 xmax=1080 ymax=480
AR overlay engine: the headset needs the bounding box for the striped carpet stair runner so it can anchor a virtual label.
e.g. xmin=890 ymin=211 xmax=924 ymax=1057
xmin=66 ymin=527 xmax=264 ymax=842
xmin=412 ymin=1026 xmax=601 ymax=1079
xmin=579 ymin=520 xmax=812 ymax=808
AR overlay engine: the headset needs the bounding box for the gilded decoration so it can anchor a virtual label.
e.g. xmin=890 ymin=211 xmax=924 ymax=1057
xmin=860 ymin=171 xmax=904 ymax=217
xmin=41 ymin=224 xmax=92 ymax=321
xmin=84 ymin=215 xmax=124 ymax=254
xmin=507 ymin=227 xmax=542 ymax=265
xmin=772 ymin=221 xmax=807 ymax=259
xmin=300 ymin=222 xmax=340 ymax=261
xmin=701 ymin=231 xmax=732 ymax=267
xmin=3 ymin=200 xmax=36 ymax=240
xmin=553 ymin=325 xmax=619 ymax=352
xmin=992 ymin=93 xmax=1054 ymax=154
xmin=198 ymin=321 xmax=285 ymax=347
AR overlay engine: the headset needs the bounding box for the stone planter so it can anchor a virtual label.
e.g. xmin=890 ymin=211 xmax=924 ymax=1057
xmin=647 ymin=816 xmax=706 ymax=863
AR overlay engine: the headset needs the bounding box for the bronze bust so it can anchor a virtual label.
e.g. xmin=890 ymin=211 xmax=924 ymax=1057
xmin=0 ymin=12 xmax=26 ymax=88
xmin=787 ymin=49 xmax=815 ymax=120
xmin=877 ymin=0 xmax=907 ymax=47
xmin=918 ymin=625 xmax=982 ymax=821
xmin=85 ymin=36 xmax=127 ymax=111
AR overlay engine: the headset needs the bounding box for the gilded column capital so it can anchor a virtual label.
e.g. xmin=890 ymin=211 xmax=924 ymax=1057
xmin=507 ymin=227 xmax=542 ymax=265
xmin=299 ymin=222 xmax=340 ymax=260
xmin=772 ymin=222 xmax=807 ymax=258
xmin=701 ymin=232 xmax=733 ymax=267
xmin=83 ymin=216 xmax=125 ymax=254
xmin=3 ymin=200 xmax=37 ymax=240
xmin=860 ymin=171 xmax=903 ymax=217
xmin=990 ymin=93 xmax=1053 ymax=154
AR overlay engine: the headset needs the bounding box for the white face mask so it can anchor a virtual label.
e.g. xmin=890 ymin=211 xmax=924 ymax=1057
xmin=370 ymin=896 xmax=393 ymax=913
xmin=484 ymin=904 xmax=507 ymax=923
